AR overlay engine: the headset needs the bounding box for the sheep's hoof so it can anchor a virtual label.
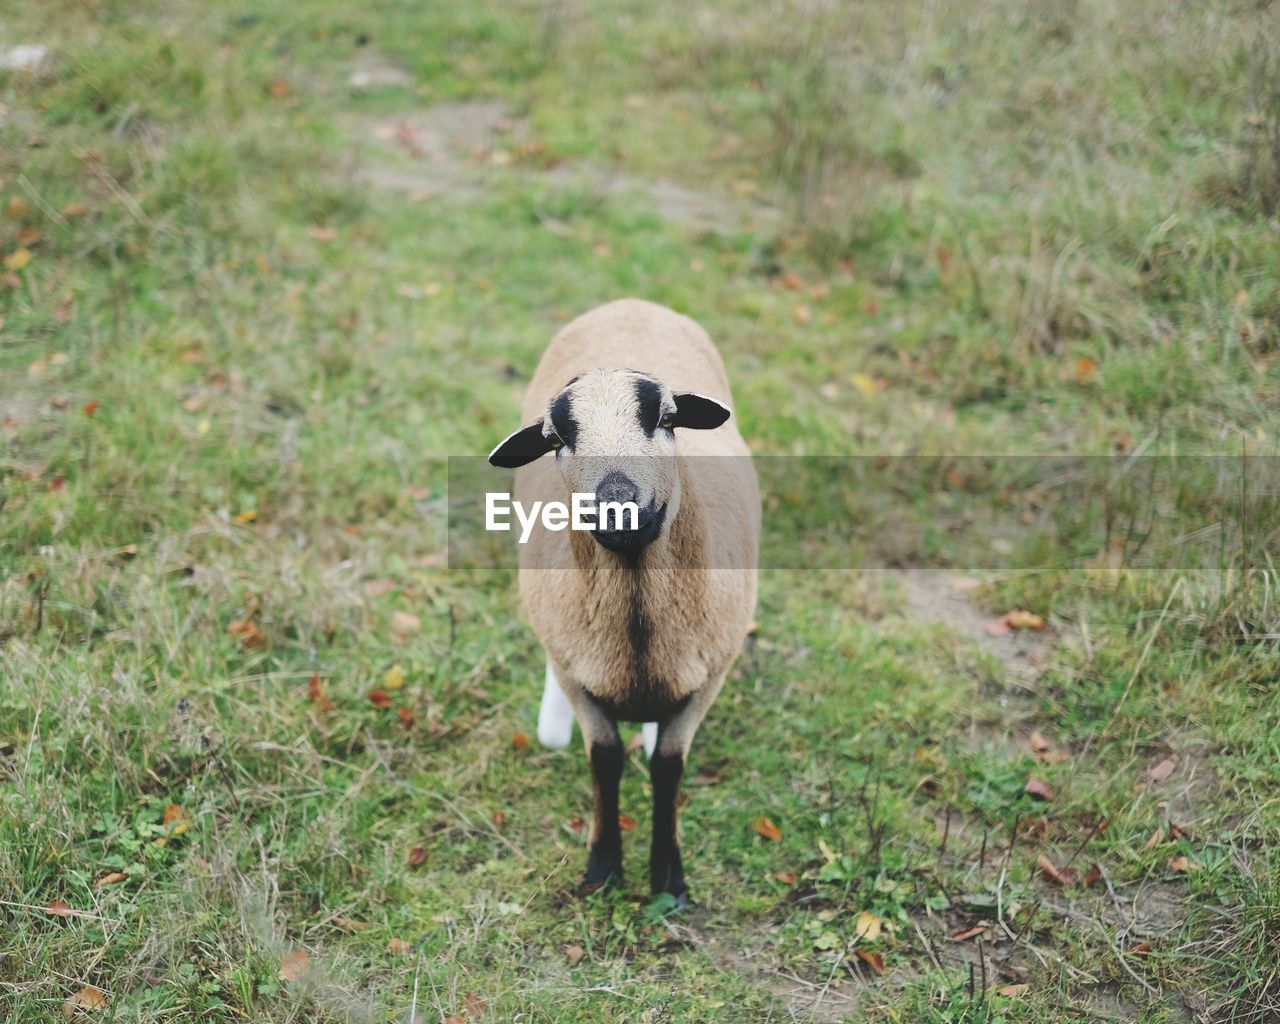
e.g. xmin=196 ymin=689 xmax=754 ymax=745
xmin=581 ymin=852 xmax=623 ymax=895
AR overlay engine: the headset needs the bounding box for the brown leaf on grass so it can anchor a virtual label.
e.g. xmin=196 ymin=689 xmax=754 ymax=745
xmin=4 ymin=196 xmax=29 ymax=218
xmin=998 ymin=983 xmax=1029 ymax=997
xmin=407 ymin=845 xmax=428 ymax=867
xmin=1036 ymin=854 xmax=1077 ymax=887
xmin=234 ymin=509 xmax=257 ymax=524
xmin=387 ymin=937 xmax=411 ymax=955
xmin=15 ymin=227 xmax=40 ymax=246
xmin=791 ymin=303 xmax=812 ymax=325
xmin=278 ymin=950 xmax=310 ymax=982
xmin=443 ymin=1018 xmax=466 ymax=1024
xmin=986 ymin=609 xmax=1046 ymax=635
xmin=307 ymin=225 xmax=337 ymax=242
xmin=62 ymin=986 xmax=108 ymax=1017
xmin=1129 ymin=941 xmax=1152 ymax=956
xmin=1144 ymin=827 xmax=1167 ymax=850
xmin=1081 ymin=865 xmax=1102 ymax=887
xmin=395 ymin=706 xmax=414 ymax=727
xmin=950 ymin=925 xmax=989 ymax=941
xmin=492 ymin=809 xmax=507 ymax=827
xmin=1170 ymin=821 xmax=1191 ymax=840
xmin=779 ymin=272 xmax=804 ymax=290
xmin=854 ymin=911 xmax=882 ymax=942
xmin=63 ymin=201 xmax=88 ymax=218
xmin=363 ymin=578 xmax=397 ymax=599
xmin=563 ymin=943 xmax=585 ymax=965
xmin=162 ymin=804 xmax=191 ymax=836
xmin=46 ymin=900 xmax=73 ymax=917
xmin=368 ymin=690 xmax=393 ymax=709
xmin=1029 ymin=730 xmax=1051 ymax=753
xmin=267 ymin=78 xmax=290 ymax=98
xmin=333 ymin=917 xmax=370 ymax=933
xmin=390 ymin=611 xmax=420 ymax=637
xmin=775 ymin=871 xmax=798 ymax=885
xmin=752 ymin=816 xmax=782 ymax=842
xmin=94 ymin=872 xmax=127 ymax=888
xmin=511 ymin=730 xmax=529 ymax=749
xmin=3 ymin=247 xmax=31 ymax=271
xmin=1024 ymin=777 xmax=1054 ymax=802
xmin=463 ymin=993 xmax=487 ymax=1016
xmin=308 ymin=674 xmax=334 ymax=713
xmin=1075 ymin=355 xmax=1099 ymax=382
xmin=1169 ymin=855 xmax=1196 ymax=873
xmin=565 ymin=816 xmax=585 ymax=834
xmin=1148 ymin=757 xmax=1177 ymax=784
xmin=228 ymin=619 xmax=265 ymax=649
xmin=82 ymin=399 xmax=100 ymax=418
xmin=618 ymin=814 xmax=637 ymax=832
xmin=382 ymin=664 xmax=405 ymax=690
xmin=855 ymin=949 xmax=885 ymax=974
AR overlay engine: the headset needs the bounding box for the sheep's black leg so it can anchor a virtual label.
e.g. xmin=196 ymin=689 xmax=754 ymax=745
xmin=584 ymin=727 xmax=624 ymax=891
xmin=649 ymin=746 xmax=686 ymax=902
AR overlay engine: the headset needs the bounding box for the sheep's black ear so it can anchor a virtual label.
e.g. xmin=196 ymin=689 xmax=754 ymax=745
xmin=488 ymin=420 xmax=555 ymax=468
xmin=671 ymin=392 xmax=731 ymax=430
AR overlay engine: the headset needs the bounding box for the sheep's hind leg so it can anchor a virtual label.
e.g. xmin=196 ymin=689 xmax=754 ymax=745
xmin=536 ymin=661 xmax=575 ymax=749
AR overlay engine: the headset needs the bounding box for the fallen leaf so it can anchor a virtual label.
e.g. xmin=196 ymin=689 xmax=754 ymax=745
xmin=1006 ymin=609 xmax=1046 ymax=630
xmin=387 ymin=937 xmax=411 ymax=956
xmin=775 ymin=871 xmax=798 ymax=884
xmin=267 ymin=78 xmax=290 ymax=98
xmin=997 ymin=983 xmax=1029 ymax=997
xmin=62 ymin=201 xmax=88 ymax=217
xmin=1029 ymin=730 xmax=1051 ymax=753
xmin=368 ymin=690 xmax=393 ymax=709
xmin=162 ymin=804 xmax=191 ymax=837
xmin=854 ymin=911 xmax=882 ymax=942
xmin=363 ymin=578 xmax=397 ymax=598
xmin=565 ymin=816 xmax=585 ymax=834
xmin=308 ymin=673 xmax=334 ymax=712
xmin=850 ymin=373 xmax=881 ymax=399
xmin=82 ymin=399 xmax=100 ymax=417
xmin=407 ymin=845 xmax=428 ymax=867
xmin=1129 ymin=940 xmax=1152 ymax=956
xmin=1169 ymin=855 xmax=1195 ymax=873
xmin=563 ymin=943 xmax=585 ymax=965
xmin=278 ymin=950 xmax=310 ymax=982
xmin=396 ymin=706 xmax=414 ymax=727
xmin=4 ymin=247 xmax=31 ymax=271
xmin=234 ymin=509 xmax=257 ymax=524
xmin=618 ymin=814 xmax=637 ymax=832
xmin=1148 ymin=757 xmax=1177 ymax=784
xmin=228 ymin=619 xmax=266 ymax=649
xmin=1024 ymin=777 xmax=1054 ymax=802
xmin=1036 ymin=854 xmax=1077 ymax=887
xmin=1075 ymin=355 xmax=1098 ymax=382
xmin=333 ymin=917 xmax=371 ymax=933
xmin=1144 ymin=827 xmax=1166 ymax=850
xmin=511 ymin=730 xmax=529 ymax=749
xmin=492 ymin=809 xmax=507 ymax=827
xmin=779 ymin=272 xmax=804 ymax=290
xmin=382 ymin=664 xmax=405 ymax=690
xmin=752 ymin=816 xmax=782 ymax=842
xmin=15 ymin=227 xmax=40 ymax=246
xmin=791 ymin=303 xmax=812 ymax=325
xmin=46 ymin=900 xmax=73 ymax=917
xmin=95 ymin=872 xmax=127 ymax=888
xmin=390 ymin=611 xmax=420 ymax=637
xmin=308 ymin=225 xmax=337 ymax=242
xmin=5 ymin=196 xmax=30 ymax=218
xmin=62 ymin=987 xmax=108 ymax=1017
xmin=444 ymin=1018 xmax=466 ymax=1024
xmin=855 ymin=949 xmax=884 ymax=974
xmin=1082 ymin=864 xmax=1102 ymax=887
xmin=464 ymin=992 xmax=487 ymax=1017
xmin=950 ymin=925 xmax=988 ymax=941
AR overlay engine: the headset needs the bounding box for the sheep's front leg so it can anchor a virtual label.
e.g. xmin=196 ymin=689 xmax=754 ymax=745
xmin=585 ymin=727 xmax=625 ymax=890
xmin=648 ymin=744 xmax=686 ymax=900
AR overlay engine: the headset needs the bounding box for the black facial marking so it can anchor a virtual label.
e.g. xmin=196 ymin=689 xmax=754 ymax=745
xmin=549 ymin=391 xmax=579 ymax=450
xmin=633 ymin=377 xmax=664 ymax=438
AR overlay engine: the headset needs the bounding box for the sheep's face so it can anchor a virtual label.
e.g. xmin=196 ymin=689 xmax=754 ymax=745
xmin=488 ymin=367 xmax=731 ymax=554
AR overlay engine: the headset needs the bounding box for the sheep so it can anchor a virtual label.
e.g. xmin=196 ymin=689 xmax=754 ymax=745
xmin=488 ymin=298 xmax=760 ymax=903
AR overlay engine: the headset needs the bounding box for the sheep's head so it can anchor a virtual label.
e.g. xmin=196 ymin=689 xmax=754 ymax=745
xmin=488 ymin=367 xmax=730 ymax=553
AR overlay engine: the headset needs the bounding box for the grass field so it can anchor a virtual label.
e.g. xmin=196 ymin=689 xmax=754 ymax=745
xmin=3 ymin=1 xmax=1279 ymax=1021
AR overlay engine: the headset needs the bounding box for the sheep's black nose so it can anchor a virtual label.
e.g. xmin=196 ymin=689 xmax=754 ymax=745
xmin=595 ymin=471 xmax=639 ymax=512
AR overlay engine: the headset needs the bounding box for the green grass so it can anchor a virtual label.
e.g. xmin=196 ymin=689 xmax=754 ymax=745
xmin=2 ymin=1 xmax=1279 ymax=1021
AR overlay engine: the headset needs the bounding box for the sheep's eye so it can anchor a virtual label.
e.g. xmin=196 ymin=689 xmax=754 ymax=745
xmin=549 ymin=434 xmax=564 ymax=451
xmin=659 ymin=414 xmax=675 ymax=430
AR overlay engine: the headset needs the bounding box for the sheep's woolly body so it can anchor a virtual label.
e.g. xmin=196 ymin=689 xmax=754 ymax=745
xmin=514 ymin=300 xmax=759 ymax=753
